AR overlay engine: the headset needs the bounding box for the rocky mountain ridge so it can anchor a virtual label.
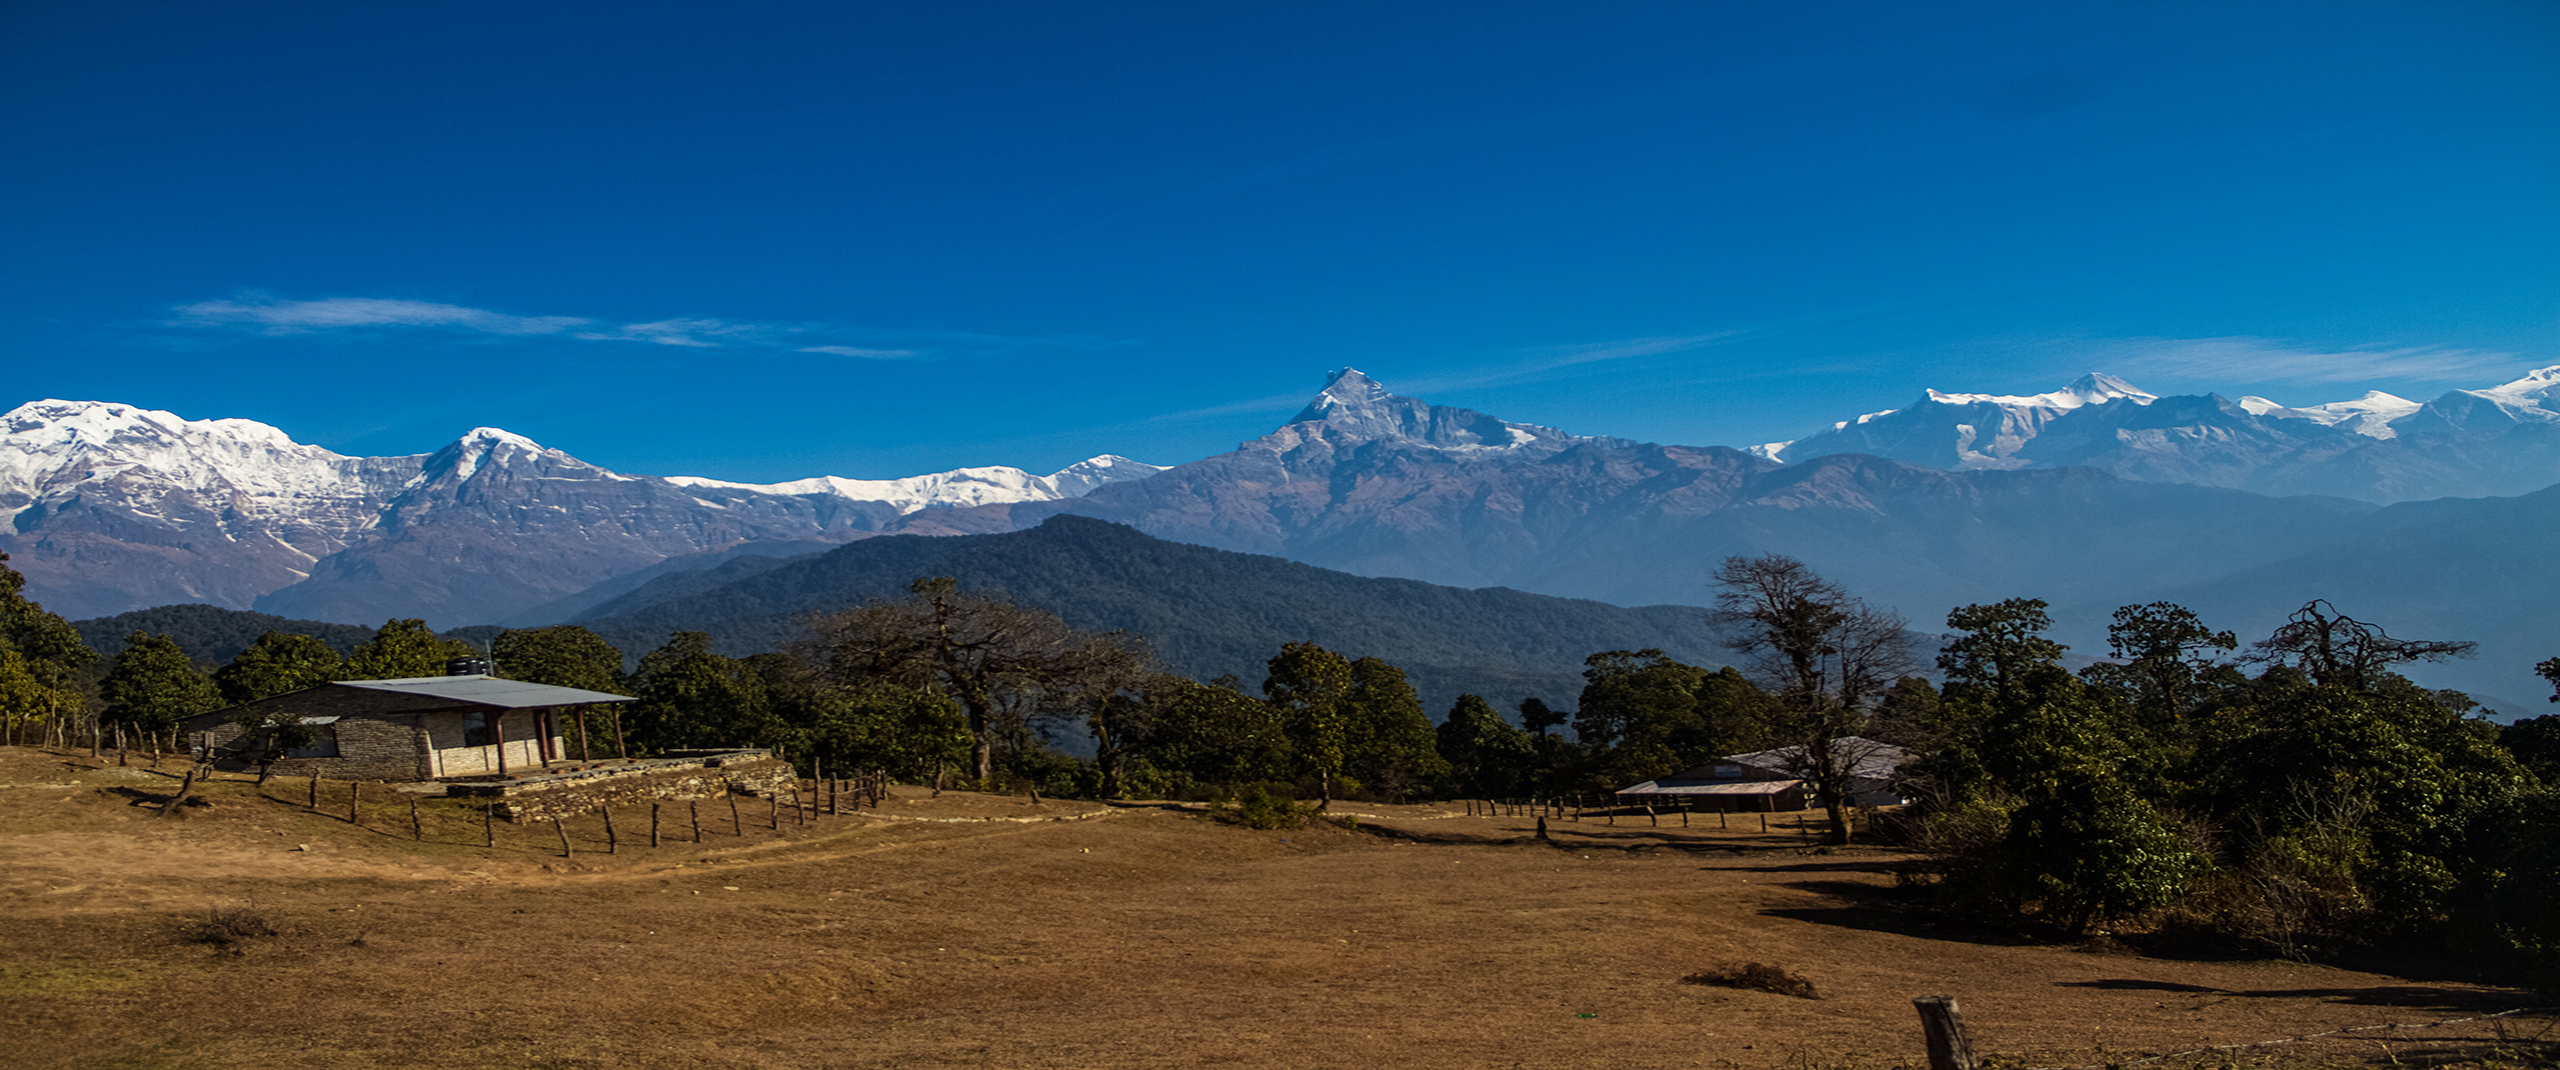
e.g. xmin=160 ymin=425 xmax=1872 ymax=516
xmin=0 ymin=399 xmax=1161 ymax=620
xmin=1760 ymin=365 xmax=2560 ymax=501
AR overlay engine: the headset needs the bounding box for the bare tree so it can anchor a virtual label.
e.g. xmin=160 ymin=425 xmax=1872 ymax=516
xmin=801 ymin=577 xmax=1150 ymax=783
xmin=2245 ymin=600 xmax=2476 ymax=692
xmin=1710 ymin=554 xmax=1914 ymax=844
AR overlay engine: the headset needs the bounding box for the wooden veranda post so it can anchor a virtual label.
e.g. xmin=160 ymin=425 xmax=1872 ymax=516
xmin=1911 ymin=996 xmax=1977 ymax=1070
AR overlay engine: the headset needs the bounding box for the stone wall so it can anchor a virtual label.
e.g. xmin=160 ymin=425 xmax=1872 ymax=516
xmin=197 ymin=714 xmax=432 ymax=781
xmin=447 ymin=753 xmax=799 ymax=822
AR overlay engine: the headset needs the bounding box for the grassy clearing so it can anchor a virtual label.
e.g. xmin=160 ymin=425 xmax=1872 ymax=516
xmin=0 ymin=746 xmax=2547 ymax=1070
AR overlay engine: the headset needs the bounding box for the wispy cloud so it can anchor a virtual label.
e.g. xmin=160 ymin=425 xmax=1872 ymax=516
xmin=175 ymin=296 xmax=589 ymax=336
xmin=2090 ymin=336 xmax=2523 ymax=386
xmin=799 ymin=344 xmax=920 ymax=359
xmin=1397 ymin=331 xmax=1747 ymax=395
xmin=168 ymin=293 xmax=1132 ymax=358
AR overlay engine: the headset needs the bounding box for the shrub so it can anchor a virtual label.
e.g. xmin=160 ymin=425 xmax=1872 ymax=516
xmin=1213 ymin=785 xmax=1316 ymax=830
xmin=186 ymin=900 xmax=277 ymax=946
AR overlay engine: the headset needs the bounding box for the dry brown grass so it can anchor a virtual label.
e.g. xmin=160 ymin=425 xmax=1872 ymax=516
xmin=0 ymin=746 xmax=2547 ymax=1070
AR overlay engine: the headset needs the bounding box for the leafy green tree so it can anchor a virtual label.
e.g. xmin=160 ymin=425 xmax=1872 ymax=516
xmin=100 ymin=632 xmax=221 ymax=733
xmin=1119 ymin=675 xmax=1291 ymax=796
xmin=493 ymin=624 xmax=629 ymax=760
xmin=2080 ymin=602 xmax=2235 ymax=734
xmin=2502 ymin=715 xmax=2560 ymax=785
xmin=1264 ymin=641 xmax=1352 ymax=808
xmin=1939 ymin=598 xmax=2070 ymax=702
xmin=2183 ymin=669 xmax=2527 ymax=933
xmin=1341 ymin=656 xmax=1447 ymax=800
xmin=492 ymin=626 xmax=623 ymax=691
xmin=0 ymin=552 xmax=95 ymax=738
xmin=215 ymin=631 xmax=345 ymax=704
xmin=625 ymin=632 xmax=779 ymax=756
xmin=2002 ymin=759 xmax=2203 ymax=933
xmin=750 ymin=652 xmax=971 ymax=783
xmin=341 ymin=619 xmax=475 ymax=680
xmin=806 ymin=577 xmax=1148 ymax=783
xmin=1438 ymin=694 xmax=1534 ymax=799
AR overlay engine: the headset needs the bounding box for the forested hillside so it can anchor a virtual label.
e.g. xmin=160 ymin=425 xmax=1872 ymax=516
xmin=71 ymin=604 xmax=382 ymax=663
xmin=582 ymin=516 xmax=1730 ymax=714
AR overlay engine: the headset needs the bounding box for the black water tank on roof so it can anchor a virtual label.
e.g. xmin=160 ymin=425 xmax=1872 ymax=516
xmin=446 ymin=657 xmax=493 ymax=677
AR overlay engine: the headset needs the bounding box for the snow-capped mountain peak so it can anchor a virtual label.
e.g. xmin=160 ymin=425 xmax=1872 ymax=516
xmin=662 ymin=455 xmax=1165 ymax=514
xmin=2470 ymin=364 xmax=2560 ymax=414
xmin=1924 ymin=371 xmax=2158 ymax=411
xmin=1290 ymin=368 xmax=1394 ymax=423
xmin=2235 ymin=390 xmax=2421 ymax=439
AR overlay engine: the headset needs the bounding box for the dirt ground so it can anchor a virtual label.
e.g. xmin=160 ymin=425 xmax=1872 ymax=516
xmin=0 ymin=745 xmax=2549 ymax=1070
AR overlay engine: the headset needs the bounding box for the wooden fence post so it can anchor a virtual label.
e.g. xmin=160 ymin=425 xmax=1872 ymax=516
xmin=308 ymin=775 xmax=319 ymax=809
xmin=554 ymin=815 xmax=572 ymax=858
xmin=729 ymin=792 xmax=742 ymax=835
xmin=484 ymin=802 xmax=495 ymax=847
xmin=157 ymin=763 xmax=203 ymax=819
xmin=602 ymin=803 xmax=618 ymax=854
xmin=349 ymin=781 xmax=361 ymax=826
xmin=691 ymin=799 xmax=702 ymax=843
xmin=769 ymin=793 xmax=779 ymax=830
xmin=410 ymin=798 xmax=423 ymax=840
xmin=651 ymin=802 xmax=661 ymax=848
xmin=1911 ymin=996 xmax=1977 ymax=1070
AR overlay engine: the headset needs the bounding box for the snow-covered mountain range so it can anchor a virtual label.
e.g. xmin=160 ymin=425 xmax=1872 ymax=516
xmin=1755 ymin=366 xmax=2560 ymax=501
xmin=7 ymin=362 xmax=2556 ymax=710
xmin=0 ymin=399 xmax=1160 ymax=621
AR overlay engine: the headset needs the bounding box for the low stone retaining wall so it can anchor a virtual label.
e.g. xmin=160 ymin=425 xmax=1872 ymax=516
xmin=445 ymin=751 xmax=798 ymax=822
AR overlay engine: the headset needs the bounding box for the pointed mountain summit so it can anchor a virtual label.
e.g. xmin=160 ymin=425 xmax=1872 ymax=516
xmin=1272 ymin=367 xmax=1620 ymax=453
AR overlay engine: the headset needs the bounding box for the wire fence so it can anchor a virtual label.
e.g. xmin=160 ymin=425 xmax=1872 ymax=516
xmin=2012 ymin=1005 xmax=2557 ymax=1070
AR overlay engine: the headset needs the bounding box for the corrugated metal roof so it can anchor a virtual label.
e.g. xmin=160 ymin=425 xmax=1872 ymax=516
xmin=334 ymin=675 xmax=634 ymax=708
xmin=1616 ymin=779 xmax=1804 ymax=796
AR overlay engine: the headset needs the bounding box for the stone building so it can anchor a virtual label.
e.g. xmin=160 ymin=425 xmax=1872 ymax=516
xmin=184 ymin=674 xmax=634 ymax=782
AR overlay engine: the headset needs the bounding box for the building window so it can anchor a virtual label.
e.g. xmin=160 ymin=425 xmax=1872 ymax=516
xmin=463 ymin=712 xmax=493 ymax=747
xmin=288 ymin=728 xmax=340 ymax=759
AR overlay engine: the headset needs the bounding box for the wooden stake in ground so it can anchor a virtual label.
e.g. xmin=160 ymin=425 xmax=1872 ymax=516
xmin=554 ymin=815 xmax=572 ymax=857
xmin=690 ymin=799 xmax=702 ymax=843
xmin=1911 ymin=996 xmax=1977 ymax=1070
xmin=410 ymin=798 xmax=422 ymax=840
xmin=157 ymin=762 xmax=204 ymax=819
xmin=308 ymin=775 xmax=319 ymax=809
xmin=602 ymin=803 xmax=618 ymax=854
xmin=729 ymin=793 xmax=742 ymax=835
xmin=484 ymin=802 xmax=495 ymax=848
xmin=769 ymin=793 xmax=779 ymax=830
xmin=349 ymin=781 xmax=361 ymax=827
xmin=829 ymin=778 xmax=838 ymax=816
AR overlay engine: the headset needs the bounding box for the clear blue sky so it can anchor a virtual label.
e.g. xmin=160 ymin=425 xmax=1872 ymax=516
xmin=5 ymin=1 xmax=2553 ymax=480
